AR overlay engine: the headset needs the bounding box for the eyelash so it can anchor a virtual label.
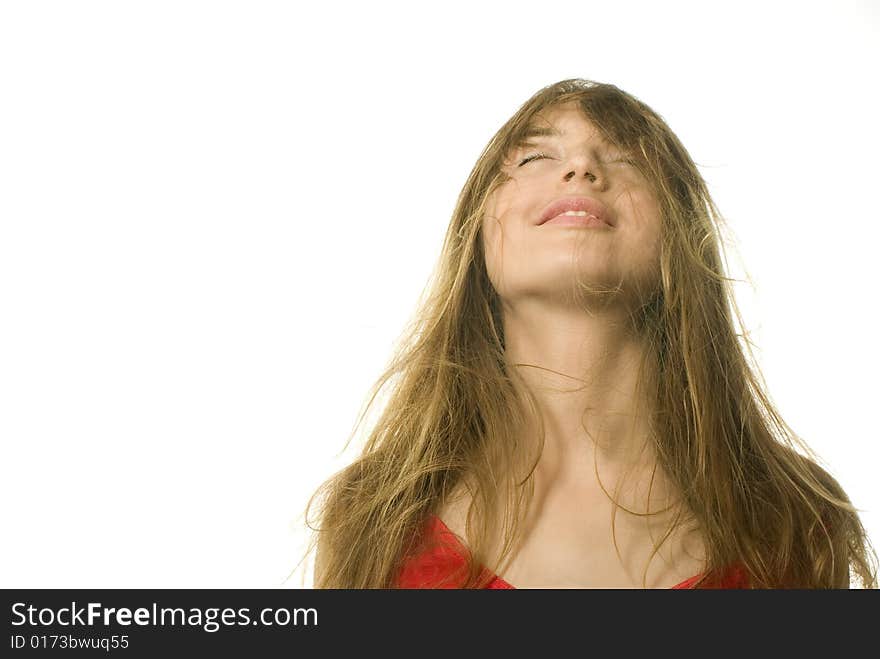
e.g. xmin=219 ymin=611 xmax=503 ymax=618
xmin=518 ymin=152 xmax=549 ymax=167
xmin=517 ymin=152 xmax=632 ymax=168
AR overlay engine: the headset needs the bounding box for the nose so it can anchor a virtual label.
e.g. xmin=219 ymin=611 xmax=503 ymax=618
xmin=562 ymin=153 xmax=605 ymax=187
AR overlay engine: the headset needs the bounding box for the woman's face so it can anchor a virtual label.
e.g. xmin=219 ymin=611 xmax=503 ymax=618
xmin=482 ymin=101 xmax=662 ymax=306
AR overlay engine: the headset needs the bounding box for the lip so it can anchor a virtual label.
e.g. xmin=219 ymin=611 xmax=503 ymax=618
xmin=537 ymin=196 xmax=614 ymax=227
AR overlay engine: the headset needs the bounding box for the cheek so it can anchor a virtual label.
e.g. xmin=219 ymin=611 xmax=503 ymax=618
xmin=630 ymin=204 xmax=663 ymax=277
xmin=624 ymin=190 xmax=662 ymax=239
xmin=480 ymin=196 xmax=525 ymax=289
xmin=643 ymin=203 xmax=664 ymax=248
xmin=480 ymin=215 xmax=504 ymax=272
xmin=481 ymin=191 xmax=513 ymax=252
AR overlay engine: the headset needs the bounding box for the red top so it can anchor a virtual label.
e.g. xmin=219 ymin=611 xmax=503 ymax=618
xmin=396 ymin=514 xmax=749 ymax=589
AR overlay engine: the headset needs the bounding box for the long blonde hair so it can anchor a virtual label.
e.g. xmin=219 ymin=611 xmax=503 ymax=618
xmin=300 ymin=78 xmax=877 ymax=588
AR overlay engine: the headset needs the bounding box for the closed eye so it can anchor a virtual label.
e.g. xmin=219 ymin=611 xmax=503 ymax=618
xmin=518 ymin=152 xmax=549 ymax=167
xmin=518 ymin=152 xmax=634 ymax=167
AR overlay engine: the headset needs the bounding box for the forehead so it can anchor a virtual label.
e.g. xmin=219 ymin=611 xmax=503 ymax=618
xmin=516 ymin=102 xmax=608 ymax=147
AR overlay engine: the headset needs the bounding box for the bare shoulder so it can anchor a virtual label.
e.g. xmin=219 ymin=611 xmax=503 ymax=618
xmin=435 ymin=481 xmax=474 ymax=539
xmin=313 ymin=532 xmax=329 ymax=587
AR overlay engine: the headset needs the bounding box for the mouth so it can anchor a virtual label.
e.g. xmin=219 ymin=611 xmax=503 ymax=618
xmin=537 ymin=196 xmax=614 ymax=227
xmin=542 ymin=212 xmax=612 ymax=228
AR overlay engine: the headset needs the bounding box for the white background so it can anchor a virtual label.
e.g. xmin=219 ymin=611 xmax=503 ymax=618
xmin=1 ymin=0 xmax=877 ymax=588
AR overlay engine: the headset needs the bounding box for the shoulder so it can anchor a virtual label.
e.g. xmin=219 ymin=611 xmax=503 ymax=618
xmin=435 ymin=481 xmax=473 ymax=541
xmin=313 ymin=531 xmax=329 ymax=587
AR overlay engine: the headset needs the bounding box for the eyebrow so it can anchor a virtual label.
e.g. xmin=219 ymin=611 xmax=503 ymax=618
xmin=517 ymin=126 xmax=563 ymax=146
xmin=522 ymin=125 xmax=562 ymax=139
xmin=514 ymin=124 xmax=625 ymax=158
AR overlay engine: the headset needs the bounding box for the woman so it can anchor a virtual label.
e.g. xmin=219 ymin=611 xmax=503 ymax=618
xmin=303 ymin=79 xmax=878 ymax=588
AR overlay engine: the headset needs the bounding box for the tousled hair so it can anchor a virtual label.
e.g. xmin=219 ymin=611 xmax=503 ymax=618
xmin=298 ymin=79 xmax=877 ymax=589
